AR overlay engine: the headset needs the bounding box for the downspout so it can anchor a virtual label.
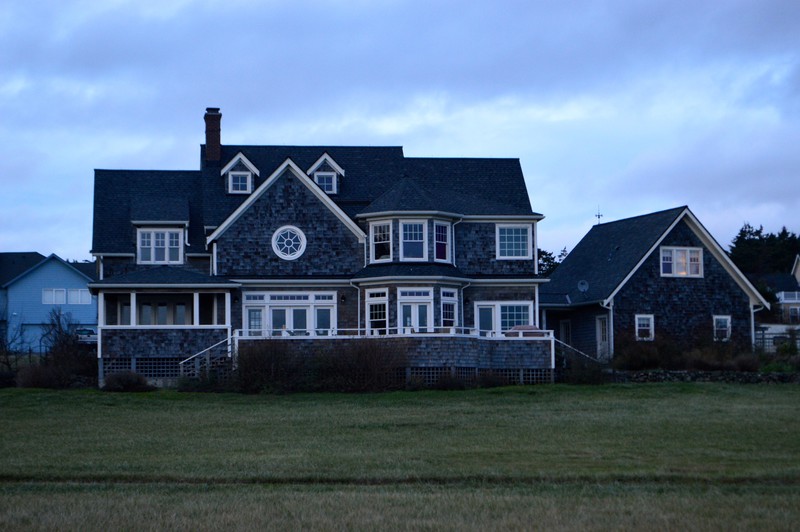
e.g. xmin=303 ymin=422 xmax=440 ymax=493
xmin=460 ymin=281 xmax=471 ymax=334
xmin=751 ymin=305 xmax=765 ymax=350
xmin=452 ymin=218 xmax=463 ymax=268
xmin=601 ymin=298 xmax=614 ymax=357
xmin=350 ymin=281 xmax=361 ymax=336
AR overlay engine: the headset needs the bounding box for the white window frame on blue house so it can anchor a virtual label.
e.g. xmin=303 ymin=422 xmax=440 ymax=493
xmin=496 ymin=224 xmax=532 ymax=260
xmin=137 ymin=228 xmax=183 ymax=265
xmin=242 ymin=291 xmax=337 ymax=337
xmin=440 ymin=288 xmax=458 ymax=329
xmin=400 ymin=220 xmax=428 ymax=261
xmin=366 ymin=288 xmax=389 ymax=335
xmin=314 ymin=171 xmax=337 ymax=194
xmin=474 ymin=301 xmax=534 ymax=336
xmin=397 ymin=287 xmax=433 ymax=334
xmin=661 ymin=247 xmax=703 ymax=277
xmin=369 ymin=221 xmax=393 ymax=264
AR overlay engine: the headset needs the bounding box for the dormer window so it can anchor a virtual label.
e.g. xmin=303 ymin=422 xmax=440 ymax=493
xmin=314 ymin=171 xmax=337 ymax=194
xmin=138 ymin=228 xmax=183 ymax=264
xmin=228 ymin=171 xmax=252 ymax=194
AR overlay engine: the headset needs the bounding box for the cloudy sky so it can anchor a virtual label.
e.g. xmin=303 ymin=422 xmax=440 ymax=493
xmin=1 ymin=0 xmax=798 ymax=261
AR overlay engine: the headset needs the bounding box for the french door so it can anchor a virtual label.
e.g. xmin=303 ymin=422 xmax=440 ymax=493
xmin=400 ymin=302 xmax=431 ymax=333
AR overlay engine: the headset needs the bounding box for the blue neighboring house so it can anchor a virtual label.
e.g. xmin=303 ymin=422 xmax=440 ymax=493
xmin=89 ymin=108 xmax=554 ymax=385
xmin=1 ymin=253 xmax=98 ymax=352
xmin=540 ymin=207 xmax=769 ymax=360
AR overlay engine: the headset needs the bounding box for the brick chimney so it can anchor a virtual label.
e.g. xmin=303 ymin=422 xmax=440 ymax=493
xmin=204 ymin=107 xmax=221 ymax=163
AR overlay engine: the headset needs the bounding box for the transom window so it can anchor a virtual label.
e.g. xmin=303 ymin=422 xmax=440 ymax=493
xmin=138 ymin=229 xmax=183 ymax=264
xmin=370 ymin=222 xmax=392 ymax=263
xmin=228 ymin=171 xmax=252 ymax=194
xmin=272 ymin=226 xmax=307 ymax=260
xmin=401 ymin=220 xmax=427 ymax=261
xmin=713 ymin=315 xmax=731 ymax=341
xmin=661 ymin=247 xmax=703 ymax=277
xmin=434 ymin=222 xmax=450 ymax=262
xmin=314 ymin=172 xmax=337 ymax=194
xmin=496 ymin=224 xmax=532 ymax=259
xmin=636 ymin=314 xmax=655 ymax=341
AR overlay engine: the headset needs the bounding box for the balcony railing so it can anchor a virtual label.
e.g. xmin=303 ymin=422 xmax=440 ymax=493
xmin=237 ymin=326 xmax=553 ymax=339
xmin=777 ymin=291 xmax=800 ymax=302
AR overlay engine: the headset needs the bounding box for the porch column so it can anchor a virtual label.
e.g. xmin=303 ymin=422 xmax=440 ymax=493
xmin=130 ymin=292 xmax=137 ymax=326
xmin=98 ymin=291 xmax=105 ymax=326
xmin=225 ymin=292 xmax=232 ymax=327
xmin=193 ymin=292 xmax=200 ymax=326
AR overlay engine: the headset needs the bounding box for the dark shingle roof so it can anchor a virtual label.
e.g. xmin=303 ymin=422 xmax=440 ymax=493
xmin=0 ymin=252 xmax=46 ymax=286
xmin=93 ymin=145 xmax=539 ymax=254
xmin=91 ymin=266 xmax=238 ymax=286
xmin=541 ymin=207 xmax=687 ymax=306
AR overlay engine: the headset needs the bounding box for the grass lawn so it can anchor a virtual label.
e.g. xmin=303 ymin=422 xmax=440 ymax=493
xmin=1 ymin=383 xmax=799 ymax=530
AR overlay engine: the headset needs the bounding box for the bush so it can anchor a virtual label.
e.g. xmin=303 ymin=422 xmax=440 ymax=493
xmin=16 ymin=364 xmax=64 ymax=389
xmin=236 ymin=342 xmax=310 ymax=394
xmin=103 ymin=372 xmax=156 ymax=392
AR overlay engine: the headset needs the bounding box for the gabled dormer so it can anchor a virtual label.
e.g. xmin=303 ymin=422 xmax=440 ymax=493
xmin=221 ymin=152 xmax=260 ymax=194
xmin=307 ymin=152 xmax=345 ymax=195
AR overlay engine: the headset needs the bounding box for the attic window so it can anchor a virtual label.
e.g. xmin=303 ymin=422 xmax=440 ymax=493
xmin=661 ymin=247 xmax=702 ymax=277
xmin=229 ymin=172 xmax=252 ymax=194
xmin=314 ymin=172 xmax=337 ymax=194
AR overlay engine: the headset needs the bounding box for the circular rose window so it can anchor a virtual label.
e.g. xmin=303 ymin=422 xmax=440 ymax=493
xmin=271 ymin=225 xmax=307 ymax=260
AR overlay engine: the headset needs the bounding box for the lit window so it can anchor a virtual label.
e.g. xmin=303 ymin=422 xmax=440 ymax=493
xmin=228 ymin=171 xmax=252 ymax=194
xmin=370 ymin=222 xmax=392 ymax=263
xmin=496 ymin=225 xmax=532 ymax=259
xmin=713 ymin=315 xmax=731 ymax=341
xmin=661 ymin=247 xmax=703 ymax=277
xmin=138 ymin=229 xmax=183 ymax=264
xmin=271 ymin=226 xmax=306 ymax=260
xmin=434 ymin=222 xmax=450 ymax=262
xmin=314 ymin=172 xmax=336 ymax=194
xmin=636 ymin=314 xmax=654 ymax=341
xmin=401 ymin=221 xmax=427 ymax=261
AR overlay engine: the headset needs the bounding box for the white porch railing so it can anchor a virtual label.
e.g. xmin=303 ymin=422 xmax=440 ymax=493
xmin=777 ymin=291 xmax=800 ymax=302
xmin=236 ymin=326 xmax=553 ymax=339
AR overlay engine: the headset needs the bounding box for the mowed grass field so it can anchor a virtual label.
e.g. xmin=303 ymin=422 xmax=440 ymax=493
xmin=1 ymin=383 xmax=799 ymax=530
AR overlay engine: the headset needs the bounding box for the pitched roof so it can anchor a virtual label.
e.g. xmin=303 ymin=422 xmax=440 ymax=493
xmin=90 ymin=266 xmax=238 ymax=287
xmin=541 ymin=206 xmax=769 ymax=308
xmin=93 ymin=145 xmax=539 ymax=254
xmin=0 ymin=252 xmax=46 ymax=286
xmin=1 ymin=254 xmax=96 ymax=288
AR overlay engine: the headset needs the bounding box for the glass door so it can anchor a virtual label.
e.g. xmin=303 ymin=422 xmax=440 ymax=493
xmin=400 ymin=303 xmax=430 ymax=333
xmin=478 ymin=306 xmax=495 ymax=336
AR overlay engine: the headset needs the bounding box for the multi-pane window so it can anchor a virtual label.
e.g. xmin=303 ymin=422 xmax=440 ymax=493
xmin=42 ymin=289 xmax=66 ymax=305
xmin=370 ymin=222 xmax=392 ymax=262
xmin=401 ymin=221 xmax=426 ymax=260
xmin=441 ymin=289 xmax=458 ymax=328
xmin=271 ymin=226 xmax=306 ymax=260
xmin=636 ymin=314 xmax=654 ymax=341
xmin=434 ymin=222 xmax=450 ymax=262
xmin=138 ymin=229 xmax=182 ymax=264
xmin=314 ymin=172 xmax=336 ymax=194
xmin=713 ymin=315 xmax=731 ymax=341
xmin=68 ymin=289 xmax=91 ymax=305
xmin=228 ymin=172 xmax=251 ymax=193
xmin=497 ymin=225 xmax=531 ymax=259
xmin=790 ymin=307 xmax=800 ymax=324
xmin=500 ymin=305 xmax=530 ymax=331
xmin=661 ymin=247 xmax=702 ymax=277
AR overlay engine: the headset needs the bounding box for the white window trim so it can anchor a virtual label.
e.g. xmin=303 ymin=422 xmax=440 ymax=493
xmin=228 ymin=171 xmax=252 ymax=194
xmin=137 ymin=228 xmax=184 ymax=265
xmin=495 ymin=224 xmax=533 ymax=260
xmin=473 ymin=301 xmax=534 ymax=335
xmin=441 ymin=288 xmax=458 ymax=329
xmin=42 ymin=288 xmax=67 ymax=305
xmin=635 ymin=314 xmax=655 ymax=341
xmin=366 ymin=288 xmax=389 ymax=335
xmin=713 ymin=315 xmax=732 ymax=342
xmin=660 ymin=246 xmax=703 ymax=278
xmin=271 ymin=225 xmax=307 ymax=261
xmin=434 ymin=221 xmax=451 ymax=263
xmin=400 ymin=219 xmax=428 ymax=262
xmin=241 ymin=291 xmax=337 ymax=337
xmin=397 ymin=287 xmax=433 ymax=334
xmin=369 ymin=220 xmax=393 ymax=264
xmin=313 ymin=171 xmax=337 ymax=194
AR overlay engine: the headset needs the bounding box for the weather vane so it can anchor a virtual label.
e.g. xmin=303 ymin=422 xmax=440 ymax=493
xmin=595 ymin=206 xmax=603 ymax=225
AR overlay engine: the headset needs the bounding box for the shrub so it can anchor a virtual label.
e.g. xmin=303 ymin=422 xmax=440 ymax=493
xmin=236 ymin=342 xmax=309 ymax=394
xmin=562 ymin=356 xmax=606 ymax=384
xmin=16 ymin=364 xmax=64 ymax=389
xmin=732 ymin=354 xmax=760 ymax=372
xmin=311 ymin=341 xmax=408 ymax=392
xmin=103 ymin=372 xmax=156 ymax=392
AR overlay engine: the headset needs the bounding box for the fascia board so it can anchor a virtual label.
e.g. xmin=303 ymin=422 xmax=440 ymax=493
xmin=306 ymin=152 xmax=345 ymax=176
xmin=220 ymin=152 xmax=260 ymax=176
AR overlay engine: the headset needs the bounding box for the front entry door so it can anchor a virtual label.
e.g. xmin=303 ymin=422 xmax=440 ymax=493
xmin=596 ymin=315 xmax=610 ymax=359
